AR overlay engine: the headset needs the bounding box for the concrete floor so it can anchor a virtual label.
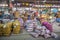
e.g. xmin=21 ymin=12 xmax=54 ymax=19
xmin=0 ymin=30 xmax=60 ymax=40
xmin=53 ymin=22 xmax=60 ymax=32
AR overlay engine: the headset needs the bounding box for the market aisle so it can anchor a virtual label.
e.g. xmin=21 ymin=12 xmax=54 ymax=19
xmin=0 ymin=29 xmax=60 ymax=40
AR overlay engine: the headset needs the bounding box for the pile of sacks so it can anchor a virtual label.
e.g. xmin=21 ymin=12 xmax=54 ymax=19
xmin=25 ymin=19 xmax=33 ymax=31
xmin=25 ymin=18 xmax=58 ymax=38
xmin=12 ymin=19 xmax=20 ymax=34
xmin=0 ymin=19 xmax=21 ymax=36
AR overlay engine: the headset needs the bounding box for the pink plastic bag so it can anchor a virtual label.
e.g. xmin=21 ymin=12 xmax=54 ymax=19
xmin=42 ymin=21 xmax=53 ymax=32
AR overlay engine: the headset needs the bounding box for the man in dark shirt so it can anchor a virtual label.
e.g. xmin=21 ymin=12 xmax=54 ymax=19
xmin=0 ymin=11 xmax=4 ymax=19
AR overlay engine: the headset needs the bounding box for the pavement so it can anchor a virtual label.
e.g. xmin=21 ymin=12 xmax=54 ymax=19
xmin=0 ymin=29 xmax=60 ymax=40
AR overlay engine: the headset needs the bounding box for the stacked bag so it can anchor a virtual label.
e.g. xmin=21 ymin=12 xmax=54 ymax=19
xmin=0 ymin=19 xmax=21 ymax=36
xmin=25 ymin=20 xmax=33 ymax=32
xmin=3 ymin=22 xmax=12 ymax=36
xmin=12 ymin=19 xmax=20 ymax=34
xmin=0 ymin=24 xmax=3 ymax=36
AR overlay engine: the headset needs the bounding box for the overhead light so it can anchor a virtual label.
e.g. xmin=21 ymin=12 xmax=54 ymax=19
xmin=17 ymin=3 xmax=20 ymax=5
xmin=12 ymin=7 xmax=16 ymax=11
xmin=26 ymin=3 xmax=29 ymax=6
xmin=37 ymin=1 xmax=39 ymax=2
xmin=58 ymin=9 xmax=60 ymax=11
xmin=30 ymin=4 xmax=32 ymax=6
xmin=42 ymin=0 xmax=46 ymax=2
xmin=11 ymin=0 xmax=14 ymax=1
xmin=23 ymin=3 xmax=24 ymax=5
xmin=51 ymin=9 xmax=54 ymax=10
xmin=49 ymin=16 xmax=52 ymax=19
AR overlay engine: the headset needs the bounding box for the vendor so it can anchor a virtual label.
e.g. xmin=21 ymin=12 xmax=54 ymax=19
xmin=0 ymin=20 xmax=3 ymax=24
xmin=9 ymin=10 xmax=14 ymax=20
xmin=0 ymin=11 xmax=4 ymax=19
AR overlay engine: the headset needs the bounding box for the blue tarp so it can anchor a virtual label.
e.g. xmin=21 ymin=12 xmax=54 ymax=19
xmin=56 ymin=18 xmax=60 ymax=22
xmin=51 ymin=8 xmax=58 ymax=13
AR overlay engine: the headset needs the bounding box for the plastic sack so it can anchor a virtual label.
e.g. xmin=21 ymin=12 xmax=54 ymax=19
xmin=18 ymin=18 xmax=24 ymax=26
xmin=3 ymin=22 xmax=12 ymax=36
xmin=42 ymin=21 xmax=53 ymax=32
xmin=13 ymin=20 xmax=20 ymax=34
xmin=56 ymin=18 xmax=60 ymax=22
xmin=0 ymin=24 xmax=3 ymax=36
